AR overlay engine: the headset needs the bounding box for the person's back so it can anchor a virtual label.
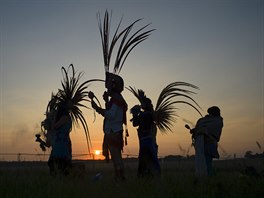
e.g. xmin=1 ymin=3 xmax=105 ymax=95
xmin=194 ymin=114 xmax=223 ymax=142
xmin=205 ymin=116 xmax=223 ymax=142
xmin=192 ymin=106 xmax=223 ymax=177
xmin=48 ymin=105 xmax=72 ymax=176
xmin=134 ymin=111 xmax=153 ymax=140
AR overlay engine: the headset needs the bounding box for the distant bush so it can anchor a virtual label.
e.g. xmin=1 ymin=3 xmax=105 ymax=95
xmin=244 ymin=150 xmax=264 ymax=159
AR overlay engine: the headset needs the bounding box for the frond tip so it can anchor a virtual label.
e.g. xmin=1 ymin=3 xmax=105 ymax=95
xmin=126 ymin=86 xmax=146 ymax=103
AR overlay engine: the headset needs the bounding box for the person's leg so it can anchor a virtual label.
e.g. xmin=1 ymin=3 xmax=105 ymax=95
xmin=142 ymin=138 xmax=161 ymax=178
xmin=109 ymin=145 xmax=125 ymax=181
xmin=195 ymin=135 xmax=207 ymax=177
xmin=146 ymin=139 xmax=161 ymax=177
xmin=102 ymin=135 xmax=110 ymax=162
xmin=137 ymin=147 xmax=144 ymax=177
xmin=205 ymin=154 xmax=214 ymax=176
xmin=48 ymin=156 xmax=55 ymax=176
xmin=151 ymin=151 xmax=161 ymax=177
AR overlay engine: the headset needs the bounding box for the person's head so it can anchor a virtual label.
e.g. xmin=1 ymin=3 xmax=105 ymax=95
xmin=56 ymin=102 xmax=69 ymax=120
xmin=207 ymin=106 xmax=221 ymax=116
xmin=58 ymin=103 xmax=67 ymax=112
xmin=130 ymin=104 xmax=141 ymax=116
xmin=105 ymin=72 xmax=124 ymax=94
xmin=141 ymin=97 xmax=154 ymax=111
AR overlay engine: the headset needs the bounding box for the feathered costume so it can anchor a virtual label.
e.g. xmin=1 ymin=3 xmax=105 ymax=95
xmin=36 ymin=64 xmax=100 ymax=174
xmin=89 ymin=10 xmax=154 ymax=150
xmin=88 ymin=10 xmax=154 ymax=181
xmin=128 ymin=82 xmax=202 ymax=133
xmin=128 ymin=83 xmax=202 ymax=177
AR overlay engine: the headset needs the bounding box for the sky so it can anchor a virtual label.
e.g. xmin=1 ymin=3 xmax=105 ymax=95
xmin=0 ymin=0 xmax=263 ymax=160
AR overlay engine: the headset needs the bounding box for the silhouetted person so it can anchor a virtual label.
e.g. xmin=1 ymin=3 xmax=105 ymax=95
xmin=102 ymin=91 xmax=110 ymax=162
xmin=48 ymin=103 xmax=72 ymax=176
xmin=131 ymin=97 xmax=161 ymax=178
xmin=190 ymin=106 xmax=223 ymax=176
xmin=90 ymin=72 xmax=127 ymax=182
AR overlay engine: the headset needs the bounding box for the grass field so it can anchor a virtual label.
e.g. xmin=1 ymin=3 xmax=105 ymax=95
xmin=0 ymin=158 xmax=263 ymax=198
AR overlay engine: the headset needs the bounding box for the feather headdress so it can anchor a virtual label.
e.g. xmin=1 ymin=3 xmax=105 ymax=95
xmin=97 ymin=10 xmax=155 ymax=75
xmin=96 ymin=11 xmax=154 ymax=144
xmin=41 ymin=64 xmax=102 ymax=154
xmin=128 ymin=82 xmax=202 ymax=133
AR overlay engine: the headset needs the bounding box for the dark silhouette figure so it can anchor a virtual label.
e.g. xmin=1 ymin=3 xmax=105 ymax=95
xmin=48 ymin=103 xmax=72 ymax=176
xmin=36 ymin=64 xmax=93 ymax=176
xmin=93 ymin=11 xmax=154 ymax=179
xmin=128 ymin=82 xmax=202 ymax=178
xmin=90 ymin=73 xmax=127 ymax=182
xmin=189 ymin=106 xmax=223 ymax=176
xmin=131 ymin=97 xmax=161 ymax=178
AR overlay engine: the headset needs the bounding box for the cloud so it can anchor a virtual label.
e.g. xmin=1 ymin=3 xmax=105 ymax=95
xmin=7 ymin=123 xmax=39 ymax=150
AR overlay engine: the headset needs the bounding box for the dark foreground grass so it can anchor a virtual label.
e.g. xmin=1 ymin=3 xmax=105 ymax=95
xmin=0 ymin=158 xmax=263 ymax=198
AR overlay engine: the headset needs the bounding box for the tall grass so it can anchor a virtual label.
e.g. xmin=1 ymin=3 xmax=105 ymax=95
xmin=0 ymin=159 xmax=263 ymax=198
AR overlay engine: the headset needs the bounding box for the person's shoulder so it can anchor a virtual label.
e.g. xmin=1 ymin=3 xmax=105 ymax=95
xmin=197 ymin=116 xmax=206 ymax=122
xmin=212 ymin=116 xmax=223 ymax=121
xmin=215 ymin=116 xmax=223 ymax=124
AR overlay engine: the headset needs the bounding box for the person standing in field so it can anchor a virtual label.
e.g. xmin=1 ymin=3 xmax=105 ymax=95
xmin=36 ymin=65 xmax=93 ymax=177
xmin=190 ymin=106 xmax=223 ymax=177
xmin=130 ymin=97 xmax=161 ymax=178
xmin=89 ymin=72 xmax=128 ymax=182
xmin=127 ymin=82 xmax=203 ymax=178
xmin=102 ymin=90 xmax=110 ymax=162
xmin=48 ymin=103 xmax=72 ymax=176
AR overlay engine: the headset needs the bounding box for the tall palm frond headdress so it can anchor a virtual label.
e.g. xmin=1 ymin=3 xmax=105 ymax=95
xmin=96 ymin=10 xmax=155 ymax=143
xmin=38 ymin=64 xmax=101 ymax=154
xmin=55 ymin=64 xmax=92 ymax=152
xmin=97 ymin=10 xmax=155 ymax=84
xmin=128 ymin=82 xmax=203 ymax=133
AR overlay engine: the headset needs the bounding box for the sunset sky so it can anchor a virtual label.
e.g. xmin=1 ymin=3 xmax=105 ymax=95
xmin=0 ymin=0 xmax=263 ymax=160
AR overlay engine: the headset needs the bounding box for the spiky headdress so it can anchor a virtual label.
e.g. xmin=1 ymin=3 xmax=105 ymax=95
xmin=97 ymin=10 xmax=155 ymax=81
xmin=43 ymin=64 xmax=102 ymax=154
xmin=96 ymin=11 xmax=154 ymax=144
xmin=128 ymin=82 xmax=203 ymax=133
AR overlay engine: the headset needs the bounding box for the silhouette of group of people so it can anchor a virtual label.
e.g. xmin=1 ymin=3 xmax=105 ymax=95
xmin=39 ymin=84 xmax=223 ymax=180
xmin=90 ymin=78 xmax=223 ymax=180
xmin=36 ymin=11 xmax=224 ymax=181
xmin=89 ymin=72 xmax=165 ymax=181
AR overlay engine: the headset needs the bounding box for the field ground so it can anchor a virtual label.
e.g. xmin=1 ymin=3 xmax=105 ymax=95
xmin=0 ymin=158 xmax=263 ymax=198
